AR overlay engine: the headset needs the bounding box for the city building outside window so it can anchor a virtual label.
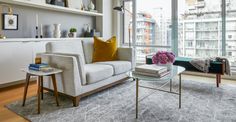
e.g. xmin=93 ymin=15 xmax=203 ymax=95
xmin=122 ymin=0 xmax=236 ymax=71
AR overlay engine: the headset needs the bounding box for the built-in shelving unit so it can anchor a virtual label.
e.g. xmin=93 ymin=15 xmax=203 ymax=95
xmin=0 ymin=0 xmax=106 ymax=37
xmin=1 ymin=0 xmax=103 ymax=17
xmin=0 ymin=37 xmax=93 ymax=43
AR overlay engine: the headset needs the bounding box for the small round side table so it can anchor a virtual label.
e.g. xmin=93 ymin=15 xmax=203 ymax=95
xmin=21 ymin=68 xmax=63 ymax=114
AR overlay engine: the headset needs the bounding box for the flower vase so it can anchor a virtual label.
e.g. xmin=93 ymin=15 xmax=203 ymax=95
xmin=88 ymin=1 xmax=95 ymax=11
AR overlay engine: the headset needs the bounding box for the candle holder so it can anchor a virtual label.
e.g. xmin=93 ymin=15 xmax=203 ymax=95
xmin=35 ymin=26 xmax=39 ymax=38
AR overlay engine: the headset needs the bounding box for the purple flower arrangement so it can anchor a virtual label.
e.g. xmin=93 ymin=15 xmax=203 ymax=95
xmin=152 ymin=51 xmax=175 ymax=64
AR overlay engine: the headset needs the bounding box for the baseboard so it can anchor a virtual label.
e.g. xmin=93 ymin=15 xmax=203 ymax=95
xmin=0 ymin=78 xmax=37 ymax=89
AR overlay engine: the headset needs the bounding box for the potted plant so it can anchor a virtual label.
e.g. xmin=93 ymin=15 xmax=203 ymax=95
xmin=69 ymin=28 xmax=77 ymax=38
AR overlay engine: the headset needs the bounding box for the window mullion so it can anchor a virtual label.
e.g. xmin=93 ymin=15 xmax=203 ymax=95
xmin=222 ymin=0 xmax=226 ymax=56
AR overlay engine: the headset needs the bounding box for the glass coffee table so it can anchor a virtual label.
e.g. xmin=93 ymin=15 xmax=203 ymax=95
xmin=128 ymin=65 xmax=185 ymax=119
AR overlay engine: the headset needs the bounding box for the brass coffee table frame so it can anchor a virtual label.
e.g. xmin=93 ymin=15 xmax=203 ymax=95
xmin=129 ymin=66 xmax=185 ymax=119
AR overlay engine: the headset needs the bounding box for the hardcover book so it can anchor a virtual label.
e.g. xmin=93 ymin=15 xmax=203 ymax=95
xmin=135 ymin=64 xmax=167 ymax=74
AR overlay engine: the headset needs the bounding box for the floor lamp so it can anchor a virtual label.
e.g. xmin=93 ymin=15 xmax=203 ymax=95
xmin=0 ymin=4 xmax=13 ymax=39
xmin=113 ymin=5 xmax=132 ymax=47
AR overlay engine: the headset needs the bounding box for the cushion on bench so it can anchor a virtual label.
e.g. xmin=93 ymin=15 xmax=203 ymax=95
xmin=146 ymin=56 xmax=223 ymax=74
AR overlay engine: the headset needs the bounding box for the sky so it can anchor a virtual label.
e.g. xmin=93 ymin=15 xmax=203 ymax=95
xmin=136 ymin=0 xmax=187 ymax=18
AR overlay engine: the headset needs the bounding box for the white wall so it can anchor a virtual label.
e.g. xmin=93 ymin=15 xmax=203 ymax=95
xmin=102 ymin=0 xmax=113 ymax=39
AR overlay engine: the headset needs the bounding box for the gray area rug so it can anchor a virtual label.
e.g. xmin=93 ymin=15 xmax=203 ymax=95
xmin=6 ymin=79 xmax=236 ymax=122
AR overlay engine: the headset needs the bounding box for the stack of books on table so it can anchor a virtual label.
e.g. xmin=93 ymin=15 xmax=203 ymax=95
xmin=134 ymin=64 xmax=170 ymax=78
xmin=28 ymin=63 xmax=54 ymax=72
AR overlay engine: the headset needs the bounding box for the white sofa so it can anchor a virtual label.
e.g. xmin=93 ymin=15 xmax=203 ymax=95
xmin=39 ymin=38 xmax=134 ymax=106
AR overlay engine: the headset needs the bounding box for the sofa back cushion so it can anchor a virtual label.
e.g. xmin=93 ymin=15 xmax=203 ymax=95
xmin=46 ymin=40 xmax=86 ymax=63
xmin=82 ymin=39 xmax=94 ymax=64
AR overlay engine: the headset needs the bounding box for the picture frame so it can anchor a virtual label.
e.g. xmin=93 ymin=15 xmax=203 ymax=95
xmin=2 ymin=14 xmax=18 ymax=30
xmin=46 ymin=0 xmax=68 ymax=7
xmin=67 ymin=0 xmax=82 ymax=10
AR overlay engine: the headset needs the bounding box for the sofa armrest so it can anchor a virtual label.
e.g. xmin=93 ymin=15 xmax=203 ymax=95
xmin=117 ymin=47 xmax=134 ymax=68
xmin=37 ymin=53 xmax=86 ymax=96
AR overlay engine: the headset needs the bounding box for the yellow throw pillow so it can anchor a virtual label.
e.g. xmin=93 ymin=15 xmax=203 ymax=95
xmin=92 ymin=36 xmax=118 ymax=62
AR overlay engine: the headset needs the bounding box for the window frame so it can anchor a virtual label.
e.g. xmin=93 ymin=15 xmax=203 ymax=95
xmin=122 ymin=0 xmax=228 ymax=61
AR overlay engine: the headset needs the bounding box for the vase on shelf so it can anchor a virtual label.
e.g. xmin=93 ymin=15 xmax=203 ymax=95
xmin=53 ymin=24 xmax=61 ymax=38
xmin=88 ymin=0 xmax=95 ymax=11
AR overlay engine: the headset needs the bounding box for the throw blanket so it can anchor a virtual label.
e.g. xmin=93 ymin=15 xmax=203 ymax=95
xmin=190 ymin=57 xmax=231 ymax=75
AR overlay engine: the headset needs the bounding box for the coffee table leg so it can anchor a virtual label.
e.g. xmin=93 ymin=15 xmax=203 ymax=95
xmin=22 ymin=73 xmax=31 ymax=106
xmin=37 ymin=76 xmax=41 ymax=114
xmin=179 ymin=74 xmax=182 ymax=109
xmin=170 ymin=79 xmax=172 ymax=92
xmin=40 ymin=76 xmax=43 ymax=100
xmin=51 ymin=74 xmax=59 ymax=106
xmin=136 ymin=78 xmax=139 ymax=119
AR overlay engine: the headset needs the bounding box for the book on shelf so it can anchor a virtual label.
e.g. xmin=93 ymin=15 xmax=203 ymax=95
xmin=135 ymin=64 xmax=167 ymax=74
xmin=133 ymin=71 xmax=170 ymax=78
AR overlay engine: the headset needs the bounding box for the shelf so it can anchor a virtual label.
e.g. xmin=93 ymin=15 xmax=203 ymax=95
xmin=0 ymin=37 xmax=93 ymax=43
xmin=1 ymin=0 xmax=103 ymax=17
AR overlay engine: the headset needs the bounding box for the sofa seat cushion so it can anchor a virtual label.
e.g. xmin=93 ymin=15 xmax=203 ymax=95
xmin=84 ymin=64 xmax=114 ymax=84
xmin=96 ymin=61 xmax=131 ymax=75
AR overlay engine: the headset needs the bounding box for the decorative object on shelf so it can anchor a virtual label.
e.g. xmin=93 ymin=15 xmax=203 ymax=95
xmin=25 ymin=0 xmax=45 ymax=4
xmin=152 ymin=51 xmax=175 ymax=70
xmin=68 ymin=27 xmax=77 ymax=38
xmin=61 ymin=30 xmax=69 ymax=38
xmin=87 ymin=0 xmax=95 ymax=11
xmin=83 ymin=24 xmax=92 ymax=37
xmin=44 ymin=25 xmax=52 ymax=38
xmin=0 ymin=4 xmax=13 ymax=39
xmin=40 ymin=24 xmax=43 ymax=38
xmin=67 ymin=0 xmax=82 ymax=10
xmin=2 ymin=13 xmax=18 ymax=30
xmin=83 ymin=23 xmax=100 ymax=37
xmin=47 ymin=0 xmax=68 ymax=7
xmin=81 ymin=2 xmax=86 ymax=11
xmin=35 ymin=14 xmax=39 ymax=38
xmin=53 ymin=24 xmax=61 ymax=38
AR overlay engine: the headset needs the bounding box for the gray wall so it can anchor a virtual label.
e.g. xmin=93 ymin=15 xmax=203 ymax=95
xmin=0 ymin=1 xmax=95 ymax=38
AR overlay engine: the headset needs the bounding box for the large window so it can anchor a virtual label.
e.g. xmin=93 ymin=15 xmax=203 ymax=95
xmin=226 ymin=0 xmax=236 ymax=68
xmin=123 ymin=0 xmax=172 ymax=63
xmin=122 ymin=0 xmax=236 ymax=70
xmin=178 ymin=0 xmax=222 ymax=58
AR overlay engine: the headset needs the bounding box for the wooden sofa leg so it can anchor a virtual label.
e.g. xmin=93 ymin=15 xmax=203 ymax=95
xmin=216 ymin=74 xmax=219 ymax=87
xmin=219 ymin=75 xmax=221 ymax=84
xmin=73 ymin=96 xmax=80 ymax=107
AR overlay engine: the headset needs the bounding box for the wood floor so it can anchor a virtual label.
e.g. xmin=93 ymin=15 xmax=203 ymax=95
xmin=0 ymin=81 xmax=37 ymax=122
xmin=0 ymin=75 xmax=235 ymax=122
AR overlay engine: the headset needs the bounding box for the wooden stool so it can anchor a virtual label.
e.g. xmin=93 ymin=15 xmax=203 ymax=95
xmin=21 ymin=68 xmax=62 ymax=114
